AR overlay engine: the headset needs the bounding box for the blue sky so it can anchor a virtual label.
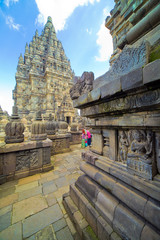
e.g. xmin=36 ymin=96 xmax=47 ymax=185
xmin=0 ymin=0 xmax=114 ymax=115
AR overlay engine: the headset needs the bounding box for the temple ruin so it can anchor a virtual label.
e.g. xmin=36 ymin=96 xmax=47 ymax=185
xmin=13 ymin=16 xmax=77 ymax=124
xmin=64 ymin=0 xmax=160 ymax=239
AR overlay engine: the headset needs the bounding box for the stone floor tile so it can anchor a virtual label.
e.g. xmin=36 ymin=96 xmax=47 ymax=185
xmin=36 ymin=225 xmax=56 ymax=240
xmin=40 ymin=171 xmax=54 ymax=179
xmin=45 ymin=192 xmax=57 ymax=206
xmin=42 ymin=181 xmax=57 ymax=195
xmin=15 ymin=181 xmax=38 ymax=193
xmin=23 ymin=203 xmax=63 ymax=238
xmin=18 ymin=174 xmax=41 ymax=185
xmin=12 ymin=194 xmax=48 ymax=224
xmin=18 ymin=186 xmax=42 ymax=201
xmin=53 ymin=185 xmax=69 ymax=199
xmin=0 ymin=193 xmax=18 ymax=209
xmin=0 ymin=211 xmax=11 ymax=231
xmin=52 ymin=218 xmax=67 ymax=232
xmin=0 ymin=205 xmax=12 ymax=216
xmin=26 ymin=235 xmax=36 ymax=240
xmin=0 ymin=186 xmax=15 ymax=198
xmin=0 ymin=180 xmax=18 ymax=190
xmin=58 ymin=201 xmax=67 ymax=215
xmin=56 ymin=226 xmax=74 ymax=240
xmin=55 ymin=177 xmax=69 ymax=188
xmin=0 ymin=221 xmax=22 ymax=240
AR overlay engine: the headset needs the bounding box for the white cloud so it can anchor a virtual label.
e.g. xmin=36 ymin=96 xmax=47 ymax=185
xmin=6 ymin=16 xmax=21 ymax=30
xmin=4 ymin=0 xmax=19 ymax=7
xmin=95 ymin=9 xmax=113 ymax=62
xmin=35 ymin=0 xmax=100 ymax=31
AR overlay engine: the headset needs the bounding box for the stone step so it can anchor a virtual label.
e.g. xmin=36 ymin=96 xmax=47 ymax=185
xmin=63 ymin=184 xmax=122 ymax=240
xmin=63 ymin=194 xmax=98 ymax=240
xmin=76 ymin=173 xmax=160 ymax=239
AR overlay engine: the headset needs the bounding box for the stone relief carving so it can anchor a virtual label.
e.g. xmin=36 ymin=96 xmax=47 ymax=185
xmin=70 ymin=72 xmax=94 ymax=100
xmin=16 ymin=150 xmax=38 ymax=171
xmin=16 ymin=151 xmax=30 ymax=171
xmin=119 ymin=131 xmax=129 ymax=163
xmin=117 ymin=129 xmax=156 ymax=179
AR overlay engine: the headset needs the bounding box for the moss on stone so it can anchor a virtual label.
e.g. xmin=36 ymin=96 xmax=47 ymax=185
xmin=149 ymin=45 xmax=160 ymax=62
xmin=85 ymin=226 xmax=99 ymax=240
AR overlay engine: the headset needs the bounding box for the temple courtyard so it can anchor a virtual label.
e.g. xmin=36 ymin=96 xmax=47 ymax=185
xmin=0 ymin=144 xmax=84 ymax=240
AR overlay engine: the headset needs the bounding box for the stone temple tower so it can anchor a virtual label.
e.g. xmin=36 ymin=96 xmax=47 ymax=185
xmin=13 ymin=16 xmax=77 ymax=123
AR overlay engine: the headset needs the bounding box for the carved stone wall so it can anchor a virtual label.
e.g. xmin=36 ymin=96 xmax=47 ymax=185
xmin=0 ymin=139 xmax=53 ymax=183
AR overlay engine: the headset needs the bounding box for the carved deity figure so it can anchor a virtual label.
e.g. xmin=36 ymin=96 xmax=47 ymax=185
xmin=129 ymin=130 xmax=153 ymax=164
xmin=119 ymin=131 xmax=129 ymax=163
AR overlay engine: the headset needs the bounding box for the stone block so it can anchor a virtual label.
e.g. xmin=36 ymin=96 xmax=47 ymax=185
xmin=64 ymin=196 xmax=78 ymax=217
xmin=143 ymin=59 xmax=160 ymax=84
xmin=0 ymin=211 xmax=11 ymax=232
xmin=91 ymin=133 xmax=103 ymax=155
xmin=100 ymin=77 xmax=121 ymax=99
xmin=94 ymin=171 xmax=116 ymax=193
xmin=141 ymin=224 xmax=160 ymax=240
xmin=155 ymin=132 xmax=160 ymax=174
xmin=56 ymin=226 xmax=73 ymax=240
xmin=78 ymin=192 xmax=88 ymax=220
xmin=80 ymin=162 xmax=97 ymax=179
xmin=85 ymin=203 xmax=99 ymax=235
xmin=73 ymin=211 xmax=88 ymax=237
xmin=110 ymin=232 xmax=122 ymax=240
xmin=3 ymin=153 xmax=16 ymax=175
xmin=95 ymin=190 xmax=119 ymax=225
xmin=121 ymin=67 xmax=143 ymax=91
xmin=97 ymin=216 xmax=113 ymax=240
xmin=112 ymin=182 xmax=147 ymax=216
xmin=75 ymin=175 xmax=101 ymax=204
xmin=113 ymin=204 xmax=145 ymax=240
xmin=70 ymin=184 xmax=80 ymax=207
xmin=144 ymin=198 xmax=160 ymax=230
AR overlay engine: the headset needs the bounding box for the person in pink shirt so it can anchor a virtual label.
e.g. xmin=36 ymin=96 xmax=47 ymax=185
xmin=86 ymin=130 xmax=92 ymax=146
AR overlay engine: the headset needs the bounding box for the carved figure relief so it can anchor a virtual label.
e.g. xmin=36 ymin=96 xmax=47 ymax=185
xmin=119 ymin=131 xmax=129 ymax=163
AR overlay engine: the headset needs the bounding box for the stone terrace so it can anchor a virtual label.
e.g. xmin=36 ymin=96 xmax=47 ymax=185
xmin=0 ymin=144 xmax=84 ymax=240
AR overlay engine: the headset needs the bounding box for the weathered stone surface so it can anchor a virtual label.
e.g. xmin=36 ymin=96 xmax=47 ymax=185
xmin=144 ymin=198 xmax=160 ymax=230
xmin=97 ymin=216 xmax=113 ymax=240
xmin=113 ymin=182 xmax=147 ymax=217
xmin=0 ymin=211 xmax=11 ymax=232
xmin=91 ymin=133 xmax=103 ymax=155
xmin=75 ymin=175 xmax=101 ymax=204
xmin=12 ymin=194 xmax=48 ymax=223
xmin=121 ymin=67 xmax=143 ymax=91
xmin=143 ymin=59 xmax=160 ymax=84
xmin=141 ymin=224 xmax=160 ymax=240
xmin=95 ymin=190 xmax=119 ymax=225
xmin=100 ymin=77 xmax=121 ymax=99
xmin=70 ymin=72 xmax=94 ymax=100
xmin=81 ymin=89 xmax=160 ymax=117
xmin=85 ymin=203 xmax=99 ymax=235
xmin=80 ymin=162 xmax=97 ymax=179
xmin=23 ymin=204 xmax=63 ymax=238
xmin=113 ymin=204 xmax=145 ymax=240
xmin=18 ymin=186 xmax=42 ymax=201
xmin=73 ymin=211 xmax=88 ymax=237
xmin=36 ymin=225 xmax=56 ymax=240
xmin=56 ymin=226 xmax=73 ymax=240
xmin=0 ymin=222 xmax=22 ymax=240
xmin=52 ymin=218 xmax=67 ymax=232
xmin=42 ymin=181 xmax=57 ymax=195
xmin=0 ymin=193 xmax=18 ymax=209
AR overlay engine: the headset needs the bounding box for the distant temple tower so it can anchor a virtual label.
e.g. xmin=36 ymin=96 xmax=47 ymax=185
xmin=13 ymin=16 xmax=77 ymax=123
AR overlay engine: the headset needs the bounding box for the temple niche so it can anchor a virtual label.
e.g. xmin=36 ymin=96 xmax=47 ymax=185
xmin=64 ymin=1 xmax=160 ymax=240
xmin=13 ymin=16 xmax=78 ymax=124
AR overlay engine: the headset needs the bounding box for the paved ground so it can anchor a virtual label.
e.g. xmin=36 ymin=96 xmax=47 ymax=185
xmin=0 ymin=144 xmax=84 ymax=240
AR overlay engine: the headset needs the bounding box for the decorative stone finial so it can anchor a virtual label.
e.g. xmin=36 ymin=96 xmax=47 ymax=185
xmin=47 ymin=16 xmax=52 ymax=23
xmin=25 ymin=43 xmax=29 ymax=54
xmin=31 ymin=111 xmax=47 ymax=141
xmin=35 ymin=29 xmax=38 ymax=38
xmin=5 ymin=105 xmax=25 ymax=143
